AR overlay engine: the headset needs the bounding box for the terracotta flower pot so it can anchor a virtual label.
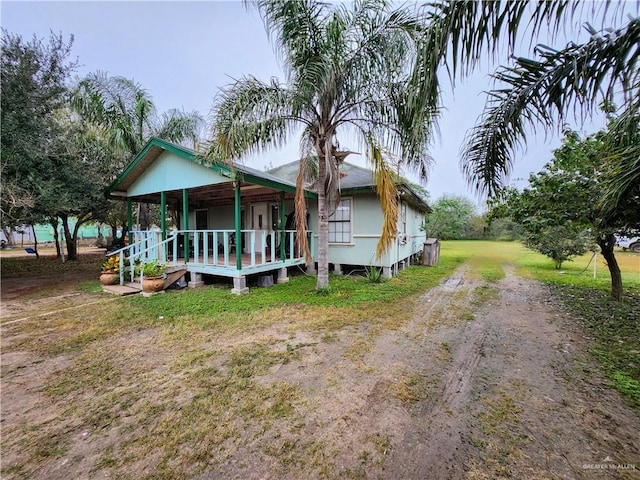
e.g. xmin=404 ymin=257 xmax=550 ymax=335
xmin=142 ymin=275 xmax=165 ymax=294
xmin=100 ymin=272 xmax=119 ymax=285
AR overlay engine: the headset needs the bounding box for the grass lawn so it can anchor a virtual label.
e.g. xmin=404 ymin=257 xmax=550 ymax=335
xmin=3 ymin=254 xmax=468 ymax=479
xmin=1 ymin=241 xmax=638 ymax=478
xmin=442 ymin=240 xmax=640 ymax=293
xmin=442 ymin=240 xmax=640 ymax=407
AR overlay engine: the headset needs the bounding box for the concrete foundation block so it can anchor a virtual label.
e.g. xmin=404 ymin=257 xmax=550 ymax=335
xmin=232 ymin=276 xmax=249 ymax=294
xmin=382 ymin=267 xmax=393 ymax=279
xmin=277 ymin=267 xmax=290 ymax=284
xmin=188 ymin=273 xmax=204 ymax=289
xmin=257 ymin=275 xmax=274 ymax=287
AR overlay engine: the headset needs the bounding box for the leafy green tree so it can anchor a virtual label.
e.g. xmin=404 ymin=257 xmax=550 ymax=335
xmin=44 ymin=113 xmax=113 ymax=259
xmin=490 ymin=130 xmax=639 ymax=300
xmin=1 ymin=30 xmax=76 ymax=244
xmin=424 ymin=195 xmax=476 ymax=240
xmin=72 ymin=72 xmax=205 ymax=236
xmin=522 ymin=225 xmax=593 ymax=269
xmin=483 ymin=216 xmax=523 ymax=241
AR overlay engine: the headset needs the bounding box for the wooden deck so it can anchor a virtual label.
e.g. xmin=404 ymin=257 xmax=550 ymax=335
xmin=102 ymin=283 xmax=142 ymax=296
xmin=108 ymin=229 xmax=310 ymax=289
xmin=179 ymin=250 xmax=306 ymax=278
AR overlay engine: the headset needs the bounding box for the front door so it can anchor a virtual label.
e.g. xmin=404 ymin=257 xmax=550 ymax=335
xmin=195 ymin=209 xmax=208 ymax=230
xmin=251 ymin=203 xmax=269 ymax=254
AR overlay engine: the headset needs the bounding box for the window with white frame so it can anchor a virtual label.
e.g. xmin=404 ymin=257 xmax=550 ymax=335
xmin=329 ymin=198 xmax=352 ymax=243
xmin=400 ymin=202 xmax=407 ymax=234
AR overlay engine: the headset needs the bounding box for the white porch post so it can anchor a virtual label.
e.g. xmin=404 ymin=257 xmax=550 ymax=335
xmin=231 ymin=181 xmax=248 ymax=294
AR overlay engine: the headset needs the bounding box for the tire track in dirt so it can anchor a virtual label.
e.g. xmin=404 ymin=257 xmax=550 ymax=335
xmin=382 ymin=267 xmax=640 ymax=480
xmin=381 ymin=265 xmax=491 ymax=479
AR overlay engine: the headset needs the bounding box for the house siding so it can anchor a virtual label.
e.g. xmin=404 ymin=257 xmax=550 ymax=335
xmin=308 ymin=192 xmax=426 ymax=269
xmin=128 ymin=151 xmax=228 ymax=197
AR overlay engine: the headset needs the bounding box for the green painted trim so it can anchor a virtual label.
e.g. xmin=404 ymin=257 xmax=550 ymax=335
xmin=109 ymin=142 xmax=156 ymax=192
xmin=182 ymin=189 xmax=190 ymax=261
xmin=280 ymin=191 xmax=286 ymax=261
xmin=160 ymin=191 xmax=167 ymax=242
xmin=233 ymin=171 xmax=309 ymax=196
xmin=108 ymin=137 xmax=312 ymax=197
xmin=234 ymin=182 xmax=242 ymax=271
xmin=127 ymin=198 xmax=133 ymax=245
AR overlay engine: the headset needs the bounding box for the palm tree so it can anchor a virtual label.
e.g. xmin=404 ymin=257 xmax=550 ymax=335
xmin=208 ymin=0 xmax=589 ymax=290
xmin=209 ymin=0 xmax=436 ymax=289
xmin=73 ymin=71 xmax=204 ymax=159
xmin=461 ymin=17 xmax=640 ymax=197
xmin=72 ymin=71 xmax=205 ymax=233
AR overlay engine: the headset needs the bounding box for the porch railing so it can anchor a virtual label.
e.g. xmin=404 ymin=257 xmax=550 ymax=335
xmin=105 ymin=234 xmax=177 ymax=286
xmin=174 ymin=229 xmax=311 ymax=268
xmin=107 ymin=229 xmax=314 ymax=285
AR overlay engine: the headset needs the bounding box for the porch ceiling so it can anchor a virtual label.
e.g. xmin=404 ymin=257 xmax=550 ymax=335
xmin=129 ymin=181 xmax=295 ymax=208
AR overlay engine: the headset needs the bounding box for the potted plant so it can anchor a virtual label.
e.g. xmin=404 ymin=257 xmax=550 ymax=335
xmin=100 ymin=255 xmax=120 ymax=285
xmin=138 ymin=260 xmax=167 ymax=294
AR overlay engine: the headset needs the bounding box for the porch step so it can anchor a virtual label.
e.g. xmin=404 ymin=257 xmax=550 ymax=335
xmin=164 ymin=268 xmax=187 ymax=289
xmin=102 ymin=282 xmax=142 ymax=296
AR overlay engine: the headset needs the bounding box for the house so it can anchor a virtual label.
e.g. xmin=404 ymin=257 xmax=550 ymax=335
xmin=107 ymin=138 xmax=429 ymax=293
xmin=267 ymin=160 xmax=430 ymax=277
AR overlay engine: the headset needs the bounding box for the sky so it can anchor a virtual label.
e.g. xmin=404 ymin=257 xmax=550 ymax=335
xmin=2 ymin=1 xmax=633 ymax=206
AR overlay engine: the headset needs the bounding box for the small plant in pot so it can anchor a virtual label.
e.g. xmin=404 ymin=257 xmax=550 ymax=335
xmin=138 ymin=260 xmax=167 ymax=295
xmin=100 ymin=255 xmax=120 ymax=285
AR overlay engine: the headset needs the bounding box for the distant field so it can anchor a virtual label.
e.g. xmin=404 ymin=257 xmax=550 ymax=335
xmin=441 ymin=240 xmax=640 ymax=408
xmin=440 ymin=240 xmax=640 ymax=295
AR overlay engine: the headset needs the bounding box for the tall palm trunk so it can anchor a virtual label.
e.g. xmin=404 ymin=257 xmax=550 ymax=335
xmin=315 ymin=137 xmax=331 ymax=289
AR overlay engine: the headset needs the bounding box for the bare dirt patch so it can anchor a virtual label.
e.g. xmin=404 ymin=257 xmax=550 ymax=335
xmin=1 ymin=263 xmax=638 ymax=479
xmin=1 ymin=251 xmax=105 ymax=321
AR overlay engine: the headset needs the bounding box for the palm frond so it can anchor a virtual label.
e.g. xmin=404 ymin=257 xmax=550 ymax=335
xmin=207 ymin=76 xmax=304 ymax=161
xmin=294 ymin=155 xmax=313 ymax=264
xmin=249 ymin=0 xmax=329 ymax=84
xmin=156 ymin=109 xmax=205 ymax=149
xmin=462 ymin=17 xmax=640 ymax=196
xmin=600 ymin=103 xmax=640 ymax=216
xmin=423 ymin=0 xmax=595 ymax=79
xmin=365 ymin=136 xmax=398 ymax=258
xmin=71 ymin=71 xmax=156 ymax=155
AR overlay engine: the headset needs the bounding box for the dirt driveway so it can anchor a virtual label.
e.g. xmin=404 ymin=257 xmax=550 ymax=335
xmin=1 ymin=264 xmax=638 ymax=479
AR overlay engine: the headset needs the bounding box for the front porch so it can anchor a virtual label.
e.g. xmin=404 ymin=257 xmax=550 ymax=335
xmin=107 ymin=138 xmax=318 ymax=293
xmin=112 ymin=228 xmax=314 ymax=294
